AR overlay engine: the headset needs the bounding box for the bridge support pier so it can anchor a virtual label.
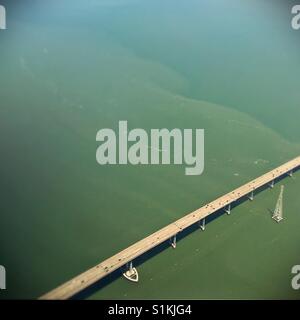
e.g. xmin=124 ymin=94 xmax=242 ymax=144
xmin=123 ymin=261 xmax=139 ymax=282
xmin=269 ymin=180 xmax=275 ymax=189
xmin=225 ymin=204 xmax=231 ymax=215
xmin=248 ymin=191 xmax=254 ymax=201
xmin=199 ymin=218 xmax=205 ymax=231
xmin=170 ymin=235 xmax=177 ymax=249
xmin=288 ymin=170 xmax=293 ymax=177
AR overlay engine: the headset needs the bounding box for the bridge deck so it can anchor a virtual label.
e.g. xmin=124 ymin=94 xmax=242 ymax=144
xmin=40 ymin=156 xmax=300 ymax=300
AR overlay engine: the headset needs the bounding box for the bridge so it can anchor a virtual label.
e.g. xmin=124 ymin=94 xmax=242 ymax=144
xmin=40 ymin=156 xmax=300 ymax=299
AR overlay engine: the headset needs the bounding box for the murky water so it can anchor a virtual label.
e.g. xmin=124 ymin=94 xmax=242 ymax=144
xmin=0 ymin=0 xmax=300 ymax=299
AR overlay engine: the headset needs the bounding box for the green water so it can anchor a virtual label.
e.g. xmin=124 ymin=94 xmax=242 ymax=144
xmin=0 ymin=0 xmax=300 ymax=299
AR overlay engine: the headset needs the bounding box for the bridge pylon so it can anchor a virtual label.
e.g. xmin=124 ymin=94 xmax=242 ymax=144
xmin=170 ymin=235 xmax=177 ymax=248
xmin=199 ymin=218 xmax=205 ymax=231
xmin=248 ymin=190 xmax=254 ymax=201
xmin=225 ymin=204 xmax=231 ymax=215
xmin=123 ymin=261 xmax=139 ymax=282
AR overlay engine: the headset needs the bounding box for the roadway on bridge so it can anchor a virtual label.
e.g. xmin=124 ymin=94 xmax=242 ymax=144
xmin=40 ymin=156 xmax=300 ymax=300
